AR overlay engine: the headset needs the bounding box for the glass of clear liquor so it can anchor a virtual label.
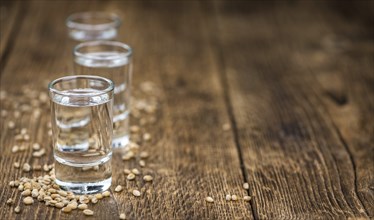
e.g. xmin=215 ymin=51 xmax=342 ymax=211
xmin=66 ymin=12 xmax=121 ymax=41
xmin=65 ymin=12 xmax=121 ymax=72
xmin=48 ymin=75 xmax=114 ymax=194
xmin=74 ymin=41 xmax=132 ymax=148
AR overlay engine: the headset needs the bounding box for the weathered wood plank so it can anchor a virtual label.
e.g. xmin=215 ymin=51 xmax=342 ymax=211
xmin=0 ymin=0 xmax=23 ymax=70
xmin=0 ymin=2 xmax=120 ymax=220
xmin=311 ymin=2 xmax=374 ymax=216
xmin=213 ymin=0 xmax=373 ymax=219
xmin=0 ymin=0 xmax=253 ymax=219
xmin=105 ymin=1 xmax=253 ymax=219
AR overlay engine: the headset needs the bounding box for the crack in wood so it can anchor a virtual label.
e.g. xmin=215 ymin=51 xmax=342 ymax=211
xmin=307 ymin=71 xmax=370 ymax=217
xmin=203 ymin=2 xmax=258 ymax=219
xmin=329 ymin=119 xmax=370 ymax=217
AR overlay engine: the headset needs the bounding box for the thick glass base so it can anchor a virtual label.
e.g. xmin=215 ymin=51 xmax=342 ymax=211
xmin=112 ymin=135 xmax=129 ymax=148
xmin=55 ymin=177 xmax=112 ymax=195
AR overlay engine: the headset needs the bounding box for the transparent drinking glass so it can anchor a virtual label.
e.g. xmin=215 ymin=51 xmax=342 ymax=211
xmin=73 ymin=41 xmax=132 ymax=148
xmin=48 ymin=75 xmax=114 ymax=194
xmin=66 ymin=12 xmax=121 ymax=41
xmin=65 ymin=12 xmax=122 ymax=72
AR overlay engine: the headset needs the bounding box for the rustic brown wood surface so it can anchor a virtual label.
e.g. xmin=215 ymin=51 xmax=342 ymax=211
xmin=0 ymin=1 xmax=373 ymax=219
xmin=0 ymin=0 xmax=22 ymax=62
xmin=211 ymin=1 xmax=374 ymax=219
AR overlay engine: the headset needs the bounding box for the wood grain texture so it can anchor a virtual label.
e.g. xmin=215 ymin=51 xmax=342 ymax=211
xmin=0 ymin=0 xmax=372 ymax=219
xmin=0 ymin=2 xmax=120 ymax=220
xmin=0 ymin=1 xmax=252 ymax=219
xmin=213 ymin=0 xmax=373 ymax=219
xmin=106 ymin=1 xmax=252 ymax=219
xmin=0 ymin=0 xmax=23 ymax=70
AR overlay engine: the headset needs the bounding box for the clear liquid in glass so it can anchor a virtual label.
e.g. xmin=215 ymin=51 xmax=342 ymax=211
xmin=74 ymin=52 xmax=131 ymax=148
xmin=51 ymin=89 xmax=113 ymax=194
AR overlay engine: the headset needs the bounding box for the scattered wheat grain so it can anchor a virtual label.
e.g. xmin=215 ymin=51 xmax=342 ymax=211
xmin=139 ymin=151 xmax=149 ymax=159
xmin=6 ymin=198 xmax=13 ymax=205
xmin=23 ymin=163 xmax=31 ymax=172
xmin=62 ymin=206 xmax=72 ymax=213
xmin=114 ymin=185 xmax=123 ymax=192
xmin=32 ymin=143 xmax=41 ymax=150
xmin=14 ymin=206 xmax=21 ymax=213
xmin=132 ymin=189 xmax=141 ymax=197
xmin=205 ymin=196 xmax=214 ymax=203
xmin=23 ymin=196 xmax=34 ymax=205
xmin=222 ymin=123 xmax=231 ymax=131
xmin=78 ymin=203 xmax=88 ymax=210
xmin=120 ymin=213 xmax=126 ymax=219
xmin=131 ymin=168 xmax=140 ymax=175
xmin=226 ymin=194 xmax=232 ymax=201
xmin=127 ymin=173 xmax=136 ymax=180
xmin=83 ymin=209 xmax=94 ymax=216
xmin=143 ymin=175 xmax=153 ymax=182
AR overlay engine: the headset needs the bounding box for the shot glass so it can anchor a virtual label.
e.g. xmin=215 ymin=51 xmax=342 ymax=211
xmin=66 ymin=12 xmax=121 ymax=41
xmin=48 ymin=75 xmax=114 ymax=194
xmin=74 ymin=41 xmax=132 ymax=148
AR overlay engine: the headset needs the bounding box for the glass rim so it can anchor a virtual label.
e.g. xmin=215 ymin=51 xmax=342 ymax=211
xmin=48 ymin=75 xmax=114 ymax=97
xmin=66 ymin=12 xmax=121 ymax=31
xmin=74 ymin=41 xmax=132 ymax=61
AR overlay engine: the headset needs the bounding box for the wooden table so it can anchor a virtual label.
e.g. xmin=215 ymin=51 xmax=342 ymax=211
xmin=0 ymin=1 xmax=373 ymax=219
